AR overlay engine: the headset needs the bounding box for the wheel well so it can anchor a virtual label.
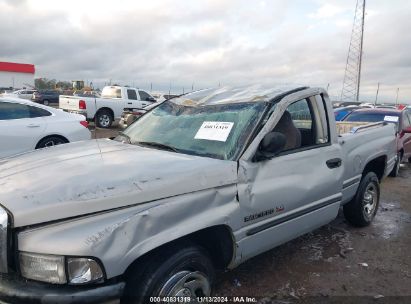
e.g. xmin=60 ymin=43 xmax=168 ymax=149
xmin=35 ymin=135 xmax=69 ymax=149
xmin=125 ymin=225 xmax=235 ymax=276
xmin=95 ymin=107 xmax=114 ymax=120
xmin=363 ymin=155 xmax=386 ymax=181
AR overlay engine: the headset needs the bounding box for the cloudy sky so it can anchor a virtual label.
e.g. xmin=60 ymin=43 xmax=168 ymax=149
xmin=1 ymin=0 xmax=410 ymax=103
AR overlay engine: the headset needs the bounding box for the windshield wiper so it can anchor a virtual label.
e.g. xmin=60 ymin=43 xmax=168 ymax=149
xmin=136 ymin=141 xmax=180 ymax=152
xmin=117 ymin=132 xmax=132 ymax=143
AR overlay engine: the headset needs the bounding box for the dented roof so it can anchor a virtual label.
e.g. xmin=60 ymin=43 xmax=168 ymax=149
xmin=171 ymin=85 xmax=309 ymax=106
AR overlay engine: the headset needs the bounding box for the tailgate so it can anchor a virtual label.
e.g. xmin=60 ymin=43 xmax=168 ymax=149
xmin=59 ymin=95 xmax=80 ymax=111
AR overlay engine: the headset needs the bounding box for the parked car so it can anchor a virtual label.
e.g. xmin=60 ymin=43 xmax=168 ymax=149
xmin=3 ymin=89 xmax=37 ymax=100
xmin=31 ymin=90 xmax=61 ymax=105
xmin=0 ymin=87 xmax=13 ymax=96
xmin=343 ymin=108 xmax=411 ymax=176
xmin=334 ymin=106 xmax=361 ymax=121
xmin=59 ymin=86 xmax=157 ymax=128
xmin=332 ymin=101 xmax=362 ymax=108
xmin=0 ymin=86 xmax=396 ymax=303
xmin=0 ymin=97 xmax=91 ymax=158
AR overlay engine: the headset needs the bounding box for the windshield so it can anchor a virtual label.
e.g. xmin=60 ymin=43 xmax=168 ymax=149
xmin=118 ymin=101 xmax=266 ymax=160
xmin=101 ymin=87 xmax=121 ymax=98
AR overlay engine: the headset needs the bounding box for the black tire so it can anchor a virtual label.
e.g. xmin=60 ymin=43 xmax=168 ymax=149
xmin=36 ymin=136 xmax=67 ymax=149
xmin=343 ymin=172 xmax=380 ymax=227
xmin=96 ymin=109 xmax=113 ymax=128
xmin=389 ymin=152 xmax=402 ymax=177
xmin=123 ymin=243 xmax=215 ymax=304
xmin=43 ymin=99 xmax=49 ymax=106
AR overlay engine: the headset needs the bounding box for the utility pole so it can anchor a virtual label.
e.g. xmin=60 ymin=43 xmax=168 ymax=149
xmin=375 ymin=82 xmax=380 ymax=105
xmin=395 ymin=88 xmax=400 ymax=105
xmin=341 ymin=0 xmax=366 ymax=102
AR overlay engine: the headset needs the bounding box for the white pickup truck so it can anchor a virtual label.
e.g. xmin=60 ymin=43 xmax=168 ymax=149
xmin=59 ymin=86 xmax=157 ymax=128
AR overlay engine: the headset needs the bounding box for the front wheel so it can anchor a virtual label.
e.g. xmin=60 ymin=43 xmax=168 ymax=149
xmin=123 ymin=244 xmax=215 ymax=304
xmin=343 ymin=172 xmax=380 ymax=227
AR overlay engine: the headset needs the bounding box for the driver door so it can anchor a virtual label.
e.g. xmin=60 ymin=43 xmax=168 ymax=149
xmin=237 ymin=95 xmax=343 ymax=261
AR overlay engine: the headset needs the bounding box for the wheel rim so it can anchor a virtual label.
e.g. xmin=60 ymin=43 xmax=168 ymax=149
xmin=99 ymin=114 xmax=110 ymax=127
xmin=159 ymin=271 xmax=210 ymax=301
xmin=363 ymin=183 xmax=377 ymax=217
xmin=44 ymin=139 xmax=63 ymax=147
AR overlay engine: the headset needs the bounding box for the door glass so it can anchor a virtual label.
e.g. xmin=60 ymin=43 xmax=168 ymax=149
xmin=271 ymin=97 xmax=329 ymax=152
xmin=138 ymin=90 xmax=152 ymax=101
xmin=127 ymin=89 xmax=138 ymax=100
xmin=0 ymin=102 xmax=30 ymax=120
xmin=29 ymin=106 xmax=52 ymax=118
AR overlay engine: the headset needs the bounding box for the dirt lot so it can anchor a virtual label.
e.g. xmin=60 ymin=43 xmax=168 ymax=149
xmin=93 ymin=126 xmax=411 ymax=303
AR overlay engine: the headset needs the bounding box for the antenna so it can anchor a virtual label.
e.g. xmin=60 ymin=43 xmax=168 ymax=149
xmin=341 ymin=0 xmax=366 ymax=102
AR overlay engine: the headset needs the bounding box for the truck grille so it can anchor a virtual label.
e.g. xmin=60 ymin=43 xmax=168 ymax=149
xmin=0 ymin=206 xmax=8 ymax=273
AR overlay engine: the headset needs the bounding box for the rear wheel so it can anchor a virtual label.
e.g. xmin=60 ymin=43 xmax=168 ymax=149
xmin=123 ymin=244 xmax=215 ymax=304
xmin=343 ymin=172 xmax=380 ymax=227
xmin=36 ymin=136 xmax=67 ymax=149
xmin=96 ymin=109 xmax=113 ymax=128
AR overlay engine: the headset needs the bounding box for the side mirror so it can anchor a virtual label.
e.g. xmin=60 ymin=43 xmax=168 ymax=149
xmin=146 ymin=97 xmax=156 ymax=102
xmin=255 ymin=132 xmax=286 ymax=161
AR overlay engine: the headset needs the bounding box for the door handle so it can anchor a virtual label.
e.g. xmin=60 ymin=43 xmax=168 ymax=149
xmin=127 ymin=102 xmax=132 ymax=105
xmin=27 ymin=124 xmax=40 ymax=128
xmin=326 ymin=158 xmax=342 ymax=169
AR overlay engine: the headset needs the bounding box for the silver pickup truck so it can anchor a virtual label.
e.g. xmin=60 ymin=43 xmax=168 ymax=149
xmin=0 ymin=86 xmax=396 ymax=303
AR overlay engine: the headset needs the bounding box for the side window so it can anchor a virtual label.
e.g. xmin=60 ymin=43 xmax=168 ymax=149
xmin=272 ymin=96 xmax=329 ymax=153
xmin=138 ymin=90 xmax=151 ymax=101
xmin=29 ymin=106 xmax=52 ymax=118
xmin=127 ymin=89 xmax=138 ymax=100
xmin=0 ymin=102 xmax=30 ymax=120
xmin=287 ymin=99 xmax=312 ymax=129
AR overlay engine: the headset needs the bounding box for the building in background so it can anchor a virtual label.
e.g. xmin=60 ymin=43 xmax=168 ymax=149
xmin=0 ymin=61 xmax=35 ymax=89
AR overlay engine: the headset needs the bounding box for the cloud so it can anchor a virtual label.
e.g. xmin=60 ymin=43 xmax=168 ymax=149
xmin=309 ymin=4 xmax=346 ymax=19
xmin=0 ymin=0 xmax=410 ymax=103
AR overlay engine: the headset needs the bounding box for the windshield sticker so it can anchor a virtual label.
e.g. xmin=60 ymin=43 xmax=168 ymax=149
xmin=384 ymin=116 xmax=399 ymax=122
xmin=194 ymin=121 xmax=234 ymax=142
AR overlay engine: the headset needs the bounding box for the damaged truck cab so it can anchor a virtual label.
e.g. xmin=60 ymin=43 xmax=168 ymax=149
xmin=0 ymin=86 xmax=397 ymax=303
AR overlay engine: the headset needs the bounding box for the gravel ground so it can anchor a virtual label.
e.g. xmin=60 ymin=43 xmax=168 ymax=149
xmin=92 ymin=125 xmax=411 ymax=303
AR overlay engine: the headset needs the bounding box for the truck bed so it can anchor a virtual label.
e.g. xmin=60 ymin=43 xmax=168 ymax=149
xmin=338 ymin=122 xmax=397 ymax=204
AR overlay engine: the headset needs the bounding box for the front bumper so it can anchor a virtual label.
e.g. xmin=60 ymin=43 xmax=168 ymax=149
xmin=0 ymin=273 xmax=125 ymax=304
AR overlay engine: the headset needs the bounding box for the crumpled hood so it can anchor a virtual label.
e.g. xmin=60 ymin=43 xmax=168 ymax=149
xmin=0 ymin=139 xmax=237 ymax=227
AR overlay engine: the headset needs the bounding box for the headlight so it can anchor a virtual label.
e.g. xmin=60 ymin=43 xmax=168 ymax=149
xmin=67 ymin=258 xmax=104 ymax=284
xmin=19 ymin=252 xmax=66 ymax=284
xmin=19 ymin=252 xmax=104 ymax=285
